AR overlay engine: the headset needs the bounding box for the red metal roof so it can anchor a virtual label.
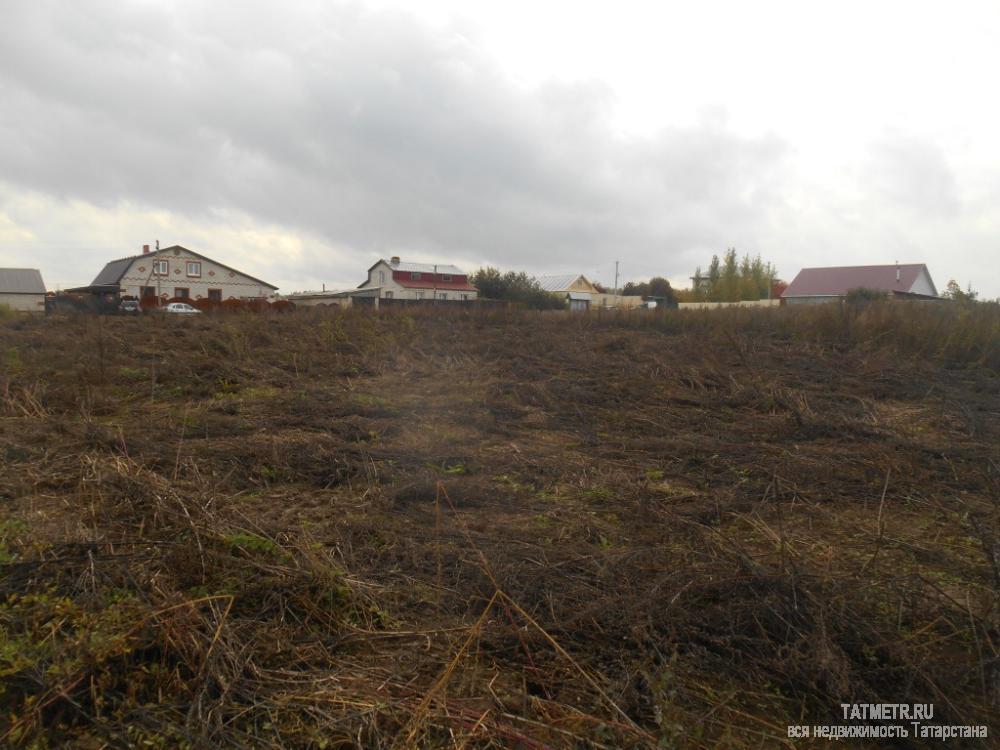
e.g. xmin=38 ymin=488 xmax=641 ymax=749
xmin=393 ymin=278 xmax=478 ymax=291
xmin=392 ymin=271 xmax=477 ymax=291
xmin=782 ymin=264 xmax=933 ymax=297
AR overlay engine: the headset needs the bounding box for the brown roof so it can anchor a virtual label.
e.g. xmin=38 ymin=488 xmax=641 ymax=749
xmin=782 ymin=264 xmax=936 ymax=298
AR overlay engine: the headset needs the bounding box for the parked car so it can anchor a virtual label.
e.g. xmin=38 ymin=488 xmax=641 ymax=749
xmin=163 ymin=302 xmax=202 ymax=315
xmin=119 ymin=299 xmax=141 ymax=315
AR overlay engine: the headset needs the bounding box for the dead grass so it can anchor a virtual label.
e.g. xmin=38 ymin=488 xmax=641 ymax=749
xmin=0 ymin=302 xmax=998 ymax=748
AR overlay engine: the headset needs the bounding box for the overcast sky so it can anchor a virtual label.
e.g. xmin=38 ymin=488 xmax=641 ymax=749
xmin=1 ymin=0 xmax=998 ymax=296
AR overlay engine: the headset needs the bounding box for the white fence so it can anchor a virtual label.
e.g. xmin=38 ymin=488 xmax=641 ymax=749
xmin=678 ymin=299 xmax=781 ymax=310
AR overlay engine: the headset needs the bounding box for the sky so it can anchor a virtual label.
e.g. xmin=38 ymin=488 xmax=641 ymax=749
xmin=1 ymin=0 xmax=998 ymax=296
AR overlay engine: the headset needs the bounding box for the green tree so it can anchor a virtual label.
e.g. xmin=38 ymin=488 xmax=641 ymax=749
xmin=719 ymin=248 xmax=739 ymax=302
xmin=943 ymin=279 xmax=978 ymax=303
xmin=647 ymin=277 xmax=676 ymax=305
xmin=470 ymin=267 xmax=565 ymax=309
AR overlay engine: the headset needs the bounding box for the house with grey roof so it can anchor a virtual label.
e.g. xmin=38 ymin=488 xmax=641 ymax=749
xmin=0 ymin=268 xmax=47 ymax=313
xmin=70 ymin=244 xmax=277 ymax=304
xmin=782 ymin=264 xmax=939 ymax=305
xmin=534 ymin=274 xmax=600 ymax=311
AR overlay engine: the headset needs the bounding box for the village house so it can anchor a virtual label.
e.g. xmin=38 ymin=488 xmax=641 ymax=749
xmin=0 ymin=268 xmax=47 ymax=312
xmin=356 ymin=256 xmax=478 ymax=301
xmin=534 ymin=274 xmax=600 ymax=311
xmin=70 ymin=245 xmax=278 ymax=303
xmin=781 ymin=263 xmax=939 ymax=305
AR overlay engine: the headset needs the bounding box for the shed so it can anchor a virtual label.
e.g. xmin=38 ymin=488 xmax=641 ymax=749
xmin=0 ymin=268 xmax=47 ymax=312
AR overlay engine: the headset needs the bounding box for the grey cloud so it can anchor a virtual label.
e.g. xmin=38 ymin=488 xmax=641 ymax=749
xmin=864 ymin=134 xmax=961 ymax=219
xmin=0 ymin=0 xmax=789 ymax=283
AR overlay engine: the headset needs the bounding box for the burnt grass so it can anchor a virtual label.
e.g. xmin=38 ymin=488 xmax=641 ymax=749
xmin=1 ymin=303 xmax=998 ymax=748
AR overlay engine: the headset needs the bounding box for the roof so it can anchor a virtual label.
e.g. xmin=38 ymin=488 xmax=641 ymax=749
xmin=782 ymin=264 xmax=936 ymax=298
xmin=89 ymin=245 xmax=278 ymax=290
xmin=394 ymin=277 xmax=478 ymax=291
xmin=535 ymin=274 xmax=594 ymax=292
xmin=0 ymin=268 xmax=46 ymax=294
xmin=567 ymin=291 xmax=592 ymax=301
xmin=91 ymin=257 xmax=136 ymax=286
xmin=369 ymin=259 xmax=466 ymax=275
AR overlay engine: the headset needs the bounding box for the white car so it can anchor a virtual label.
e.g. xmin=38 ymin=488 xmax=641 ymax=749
xmin=163 ymin=302 xmax=202 ymax=315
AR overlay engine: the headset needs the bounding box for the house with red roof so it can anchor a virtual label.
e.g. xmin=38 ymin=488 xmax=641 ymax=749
xmin=357 ymin=256 xmax=478 ymax=301
xmin=781 ymin=264 xmax=939 ymax=305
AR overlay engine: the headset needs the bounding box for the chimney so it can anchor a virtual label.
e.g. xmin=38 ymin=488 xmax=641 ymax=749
xmin=142 ymin=244 xmax=150 ymax=254
xmin=390 ymin=256 xmax=400 ymax=266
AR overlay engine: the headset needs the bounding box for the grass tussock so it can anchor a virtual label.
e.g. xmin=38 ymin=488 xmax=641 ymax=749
xmin=0 ymin=301 xmax=998 ymax=748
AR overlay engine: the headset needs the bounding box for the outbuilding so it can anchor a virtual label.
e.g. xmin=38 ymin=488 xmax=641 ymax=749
xmin=0 ymin=268 xmax=47 ymax=313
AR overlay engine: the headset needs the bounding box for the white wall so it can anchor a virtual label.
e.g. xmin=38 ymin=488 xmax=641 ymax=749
xmin=0 ymin=293 xmax=45 ymax=312
xmin=119 ymin=248 xmax=275 ymax=300
xmin=910 ymin=268 xmax=938 ymax=296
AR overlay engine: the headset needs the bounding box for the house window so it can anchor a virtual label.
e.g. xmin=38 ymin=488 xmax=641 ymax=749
xmin=140 ymin=286 xmax=156 ymax=299
xmin=437 ymin=292 xmax=447 ymax=300
xmin=384 ymin=291 xmax=393 ymax=299
xmin=441 ymin=274 xmax=452 ymax=282
xmin=415 ymin=290 xmax=424 ymax=299
xmin=153 ymin=260 xmax=169 ymax=275
xmin=175 ymin=288 xmax=190 ymax=299
xmin=378 ymin=271 xmax=385 ymax=283
xmin=186 ymin=261 xmax=202 ymax=277
xmin=411 ymin=272 xmax=422 ymax=280
xmin=461 ymin=294 xmax=469 ymax=301
xmin=207 ymin=289 xmax=222 ymax=302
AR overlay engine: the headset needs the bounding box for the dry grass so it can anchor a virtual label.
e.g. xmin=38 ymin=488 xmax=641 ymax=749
xmin=0 ymin=302 xmax=998 ymax=748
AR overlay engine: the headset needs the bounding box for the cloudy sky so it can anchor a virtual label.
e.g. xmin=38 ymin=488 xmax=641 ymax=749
xmin=1 ymin=0 xmax=998 ymax=296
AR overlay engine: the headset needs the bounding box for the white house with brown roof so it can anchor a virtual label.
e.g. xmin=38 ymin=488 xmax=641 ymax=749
xmin=782 ymin=264 xmax=939 ymax=305
xmin=357 ymin=256 xmax=478 ymax=300
xmin=72 ymin=245 xmax=277 ymax=302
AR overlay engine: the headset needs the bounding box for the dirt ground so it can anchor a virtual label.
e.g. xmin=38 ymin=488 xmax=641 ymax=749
xmin=1 ymin=303 xmax=998 ymax=748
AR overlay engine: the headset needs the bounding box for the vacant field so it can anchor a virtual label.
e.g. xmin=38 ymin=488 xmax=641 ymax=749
xmin=1 ymin=303 xmax=998 ymax=748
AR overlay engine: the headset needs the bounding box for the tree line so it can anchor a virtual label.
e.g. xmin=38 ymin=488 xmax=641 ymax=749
xmin=691 ymin=248 xmax=780 ymax=302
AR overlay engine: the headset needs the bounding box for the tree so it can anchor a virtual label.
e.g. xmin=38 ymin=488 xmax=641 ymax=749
xmin=622 ymin=280 xmax=649 ymax=297
xmin=943 ymin=280 xmax=978 ymax=303
xmin=470 ymin=267 xmax=564 ymax=309
xmin=647 ymin=277 xmax=676 ymax=305
xmin=690 ymin=250 xmax=780 ymax=301
xmin=719 ymin=248 xmax=739 ymax=302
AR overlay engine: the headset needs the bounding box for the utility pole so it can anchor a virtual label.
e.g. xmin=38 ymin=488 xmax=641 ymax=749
xmin=613 ymin=260 xmax=619 ymax=308
xmin=433 ymin=264 xmax=438 ymax=305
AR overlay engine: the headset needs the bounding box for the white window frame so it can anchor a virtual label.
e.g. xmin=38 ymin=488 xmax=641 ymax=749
xmin=153 ymin=260 xmax=169 ymax=275
xmin=441 ymin=274 xmax=452 ymax=282
xmin=186 ymin=261 xmax=202 ymax=277
xmin=415 ymin=290 xmax=424 ymax=299
xmin=378 ymin=270 xmax=385 ymax=283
